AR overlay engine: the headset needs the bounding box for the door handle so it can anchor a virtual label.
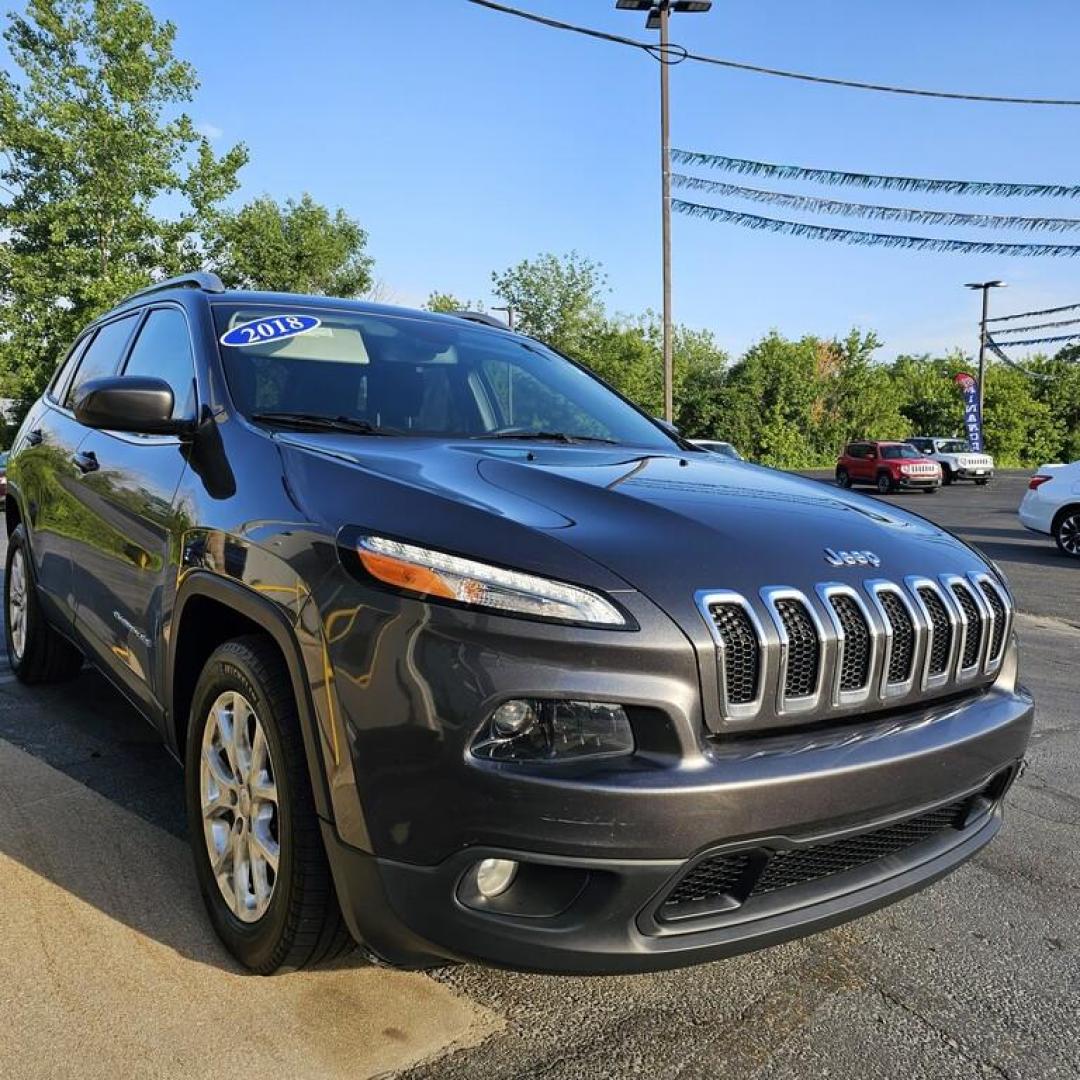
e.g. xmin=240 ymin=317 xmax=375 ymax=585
xmin=73 ymin=450 xmax=99 ymax=474
xmin=25 ymin=428 xmax=42 ymax=447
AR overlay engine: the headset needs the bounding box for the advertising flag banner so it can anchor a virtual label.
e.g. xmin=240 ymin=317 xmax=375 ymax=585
xmin=954 ymin=372 xmax=984 ymax=452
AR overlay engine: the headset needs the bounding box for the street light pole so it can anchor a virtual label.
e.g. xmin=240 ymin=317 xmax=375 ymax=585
xmin=617 ymin=1 xmax=712 ymax=423
xmin=964 ymin=280 xmax=1005 ymax=415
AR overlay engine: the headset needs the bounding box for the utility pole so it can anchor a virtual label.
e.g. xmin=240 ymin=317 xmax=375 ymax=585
xmin=964 ymin=280 xmax=1005 ymax=414
xmin=617 ymin=1 xmax=712 ymax=423
xmin=492 ymin=304 xmax=516 ymax=331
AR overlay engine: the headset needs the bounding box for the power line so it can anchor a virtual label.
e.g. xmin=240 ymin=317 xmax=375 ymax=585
xmin=673 ymin=151 xmax=1080 ymax=198
xmin=464 ymin=0 xmax=1080 ymax=105
xmin=673 ymin=174 xmax=1080 ymax=231
xmin=986 ymin=300 xmax=1080 ymax=323
xmin=674 ymin=199 xmax=1080 ymax=256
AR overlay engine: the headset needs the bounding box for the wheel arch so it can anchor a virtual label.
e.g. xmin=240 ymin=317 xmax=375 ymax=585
xmin=168 ymin=572 xmax=332 ymax=823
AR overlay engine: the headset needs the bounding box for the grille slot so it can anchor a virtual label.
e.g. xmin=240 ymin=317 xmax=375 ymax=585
xmin=709 ymin=603 xmax=760 ymax=705
xmin=661 ymin=798 xmax=972 ymax=919
xmin=979 ymin=580 xmax=1007 ymax=661
xmin=830 ymin=594 xmax=871 ymax=691
xmin=878 ymin=590 xmax=915 ymax=684
xmin=951 ymin=583 xmax=982 ymax=669
xmin=776 ymin=598 xmax=820 ymax=698
xmin=918 ymin=587 xmax=953 ymax=677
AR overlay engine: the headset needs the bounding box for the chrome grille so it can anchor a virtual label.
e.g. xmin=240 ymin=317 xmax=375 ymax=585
xmin=979 ymin=579 xmax=1007 ymax=663
xmin=878 ymin=590 xmax=915 ymax=684
xmin=699 ymin=570 xmax=1012 ymax=725
xmin=830 ymin=594 xmax=870 ymax=691
xmin=776 ymin=598 xmax=820 ymax=697
xmin=708 ymin=602 xmax=760 ymax=705
xmin=951 ymin=582 xmax=982 ymax=670
xmin=918 ymin=586 xmax=952 ymax=677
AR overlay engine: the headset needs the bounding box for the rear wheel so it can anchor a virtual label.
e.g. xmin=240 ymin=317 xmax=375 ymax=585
xmin=186 ymin=635 xmax=351 ymax=973
xmin=876 ymin=472 xmax=894 ymax=495
xmin=1053 ymin=509 xmax=1080 ymax=559
xmin=835 ymin=468 xmax=851 ymax=489
xmin=4 ymin=524 xmax=82 ymax=683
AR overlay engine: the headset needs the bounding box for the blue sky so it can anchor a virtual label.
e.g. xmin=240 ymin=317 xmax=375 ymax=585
xmin=65 ymin=2 xmax=1080 ymax=360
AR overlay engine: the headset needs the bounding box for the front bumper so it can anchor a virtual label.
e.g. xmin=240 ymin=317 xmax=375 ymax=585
xmin=325 ymin=682 xmax=1033 ymax=974
xmin=955 ymin=469 xmax=994 ymax=481
xmin=897 ymin=475 xmax=941 ymax=489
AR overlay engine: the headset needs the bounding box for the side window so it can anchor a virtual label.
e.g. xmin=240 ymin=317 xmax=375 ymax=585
xmin=64 ymin=313 xmax=140 ymax=408
xmin=122 ymin=307 xmax=196 ymax=420
xmin=48 ymin=333 xmax=94 ymax=403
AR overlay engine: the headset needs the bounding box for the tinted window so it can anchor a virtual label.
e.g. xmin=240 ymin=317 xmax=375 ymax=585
xmin=123 ymin=307 xmax=196 ymax=420
xmin=49 ymin=334 xmax=92 ymax=402
xmin=846 ymin=443 xmax=868 ymax=459
xmin=880 ymin=445 xmax=913 ymax=460
xmin=212 ymin=305 xmax=676 ymax=450
xmin=65 ymin=313 xmax=139 ymax=407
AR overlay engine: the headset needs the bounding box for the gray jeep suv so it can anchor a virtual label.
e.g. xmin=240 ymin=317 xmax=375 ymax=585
xmin=4 ymin=273 xmax=1032 ymax=974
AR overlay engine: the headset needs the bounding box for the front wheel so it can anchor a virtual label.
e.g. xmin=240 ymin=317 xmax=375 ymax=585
xmin=185 ymin=635 xmax=351 ymax=973
xmin=876 ymin=472 xmax=894 ymax=495
xmin=1054 ymin=509 xmax=1080 ymax=559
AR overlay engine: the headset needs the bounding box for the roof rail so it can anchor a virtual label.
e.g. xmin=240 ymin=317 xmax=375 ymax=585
xmin=121 ymin=271 xmax=226 ymax=304
xmin=449 ymin=310 xmax=511 ymax=330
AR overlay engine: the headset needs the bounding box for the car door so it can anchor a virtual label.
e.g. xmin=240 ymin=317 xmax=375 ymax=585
xmin=68 ymin=304 xmax=197 ymax=724
xmin=11 ymin=317 xmax=140 ymax=630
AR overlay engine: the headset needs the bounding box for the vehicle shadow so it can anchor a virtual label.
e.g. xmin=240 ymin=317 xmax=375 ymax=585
xmin=0 ymin=666 xmax=367 ymax=975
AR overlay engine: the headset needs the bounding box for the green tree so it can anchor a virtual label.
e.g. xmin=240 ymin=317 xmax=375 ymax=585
xmin=424 ymin=291 xmax=484 ymax=314
xmin=491 ymin=251 xmax=606 ymax=352
xmin=0 ymin=0 xmax=247 ymax=409
xmin=890 ymin=354 xmax=965 ymax=436
xmin=210 ymin=194 xmax=373 ymax=296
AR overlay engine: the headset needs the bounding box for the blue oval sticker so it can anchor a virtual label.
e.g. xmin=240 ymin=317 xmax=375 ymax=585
xmin=220 ymin=314 xmax=321 ymax=347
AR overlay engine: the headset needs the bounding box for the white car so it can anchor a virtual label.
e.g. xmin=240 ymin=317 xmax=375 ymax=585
xmin=1018 ymin=462 xmax=1080 ymax=557
xmin=691 ymin=439 xmax=743 ymax=461
xmin=905 ymin=437 xmax=994 ymax=485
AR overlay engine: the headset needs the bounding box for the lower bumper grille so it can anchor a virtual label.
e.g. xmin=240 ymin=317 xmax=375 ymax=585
xmin=659 ymin=779 xmax=1006 ymax=921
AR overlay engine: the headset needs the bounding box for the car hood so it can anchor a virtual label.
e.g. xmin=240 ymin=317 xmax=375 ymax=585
xmin=279 ymin=435 xmax=988 ymax=620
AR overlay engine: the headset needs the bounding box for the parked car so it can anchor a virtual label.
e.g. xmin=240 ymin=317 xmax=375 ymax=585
xmin=4 ymin=274 xmax=1031 ymax=975
xmin=0 ymin=450 xmax=8 ymax=503
xmin=1018 ymin=462 xmax=1080 ymax=557
xmin=691 ymin=439 xmax=744 ymax=461
xmin=905 ymin=437 xmax=994 ymax=485
xmin=836 ymin=440 xmax=942 ymax=494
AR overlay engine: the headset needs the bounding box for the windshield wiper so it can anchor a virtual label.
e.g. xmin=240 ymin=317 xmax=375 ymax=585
xmin=472 ymin=431 xmax=620 ymax=445
xmin=251 ymin=412 xmax=396 ymax=436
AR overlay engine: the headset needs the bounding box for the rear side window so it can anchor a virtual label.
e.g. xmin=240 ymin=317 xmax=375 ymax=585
xmin=64 ymin=313 xmax=140 ymax=408
xmin=123 ymin=307 xmax=196 ymax=420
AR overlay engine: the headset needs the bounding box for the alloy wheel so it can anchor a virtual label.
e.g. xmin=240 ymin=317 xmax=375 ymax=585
xmin=8 ymin=547 xmax=27 ymax=661
xmin=200 ymin=690 xmax=280 ymax=922
xmin=1059 ymin=513 xmax=1080 ymax=556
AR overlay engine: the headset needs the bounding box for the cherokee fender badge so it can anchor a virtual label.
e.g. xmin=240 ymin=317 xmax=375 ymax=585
xmin=824 ymin=548 xmax=881 ymax=568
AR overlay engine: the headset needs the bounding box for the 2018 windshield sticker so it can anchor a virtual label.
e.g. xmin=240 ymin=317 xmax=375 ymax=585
xmin=220 ymin=314 xmax=321 ymax=347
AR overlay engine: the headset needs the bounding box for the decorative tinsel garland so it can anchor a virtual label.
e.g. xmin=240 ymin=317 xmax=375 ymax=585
xmin=990 ymin=316 xmax=1080 ymax=335
xmin=987 ymin=301 xmax=1080 ymax=322
xmin=981 ymin=331 xmax=1080 ymax=346
xmin=984 ymin=338 xmax=1055 ymax=377
xmin=672 ymin=174 xmax=1080 ymax=232
xmin=673 ymin=200 xmax=1080 ymax=257
xmin=672 ymin=151 xmax=1080 ymax=199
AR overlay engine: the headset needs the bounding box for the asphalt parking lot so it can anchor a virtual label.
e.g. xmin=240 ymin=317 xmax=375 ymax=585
xmin=0 ymin=470 xmax=1077 ymax=1079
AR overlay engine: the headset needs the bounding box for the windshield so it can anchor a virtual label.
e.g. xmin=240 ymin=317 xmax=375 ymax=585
xmin=212 ymin=305 xmax=677 ymax=450
xmin=937 ymin=440 xmax=969 ymax=453
xmin=880 ymin=445 xmax=916 ymax=460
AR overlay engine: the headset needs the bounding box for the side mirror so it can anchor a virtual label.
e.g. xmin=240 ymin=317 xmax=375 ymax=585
xmin=73 ymin=375 xmax=191 ymax=436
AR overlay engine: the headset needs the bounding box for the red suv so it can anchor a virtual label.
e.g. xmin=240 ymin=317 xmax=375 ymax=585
xmin=836 ymin=440 xmax=942 ymax=495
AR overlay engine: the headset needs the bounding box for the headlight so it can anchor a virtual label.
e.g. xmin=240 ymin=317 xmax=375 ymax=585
xmin=353 ymin=534 xmax=628 ymax=626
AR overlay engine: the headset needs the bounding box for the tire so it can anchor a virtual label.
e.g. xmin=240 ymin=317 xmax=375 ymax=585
xmin=835 ymin=468 xmax=851 ymax=489
xmin=1053 ymin=508 xmax=1080 ymax=559
xmin=876 ymin=472 xmax=894 ymax=495
xmin=941 ymin=468 xmax=953 ymax=486
xmin=4 ymin=524 xmax=82 ymax=683
xmin=185 ymin=635 xmax=352 ymax=973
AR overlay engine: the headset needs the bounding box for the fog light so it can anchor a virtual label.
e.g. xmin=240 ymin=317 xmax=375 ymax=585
xmin=476 ymin=858 xmax=519 ymax=898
